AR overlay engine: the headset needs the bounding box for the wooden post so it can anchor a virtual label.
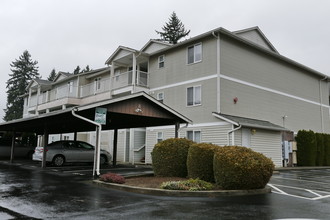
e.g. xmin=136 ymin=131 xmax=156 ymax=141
xmin=112 ymin=129 xmax=118 ymax=167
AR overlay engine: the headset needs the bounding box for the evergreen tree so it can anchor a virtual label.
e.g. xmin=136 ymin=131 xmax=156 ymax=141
xmin=4 ymin=50 xmax=39 ymax=121
xmin=81 ymin=65 xmax=91 ymax=73
xmin=156 ymin=12 xmax=190 ymax=44
xmin=73 ymin=65 xmax=81 ymax=75
xmin=48 ymin=68 xmax=57 ymax=81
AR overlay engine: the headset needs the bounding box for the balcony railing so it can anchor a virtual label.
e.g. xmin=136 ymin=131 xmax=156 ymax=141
xmin=111 ymin=70 xmax=148 ymax=90
xmin=80 ymin=77 xmax=111 ymax=98
xmin=27 ymin=70 xmax=149 ymax=108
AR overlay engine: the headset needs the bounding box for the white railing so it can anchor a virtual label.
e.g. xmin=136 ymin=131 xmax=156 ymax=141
xmin=111 ymin=70 xmax=148 ymax=90
xmin=26 ymin=71 xmax=149 ymax=108
xmin=80 ymin=77 xmax=111 ymax=98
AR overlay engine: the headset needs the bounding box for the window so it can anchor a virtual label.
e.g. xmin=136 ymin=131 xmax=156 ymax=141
xmin=68 ymin=81 xmax=73 ymax=93
xmin=187 ymin=131 xmax=201 ymax=143
xmin=157 ymin=132 xmax=163 ymax=143
xmin=158 ymin=55 xmax=165 ymax=68
xmin=94 ymin=77 xmax=101 ymax=92
xmin=187 ymin=43 xmax=202 ymax=64
xmin=157 ymin=92 xmax=164 ymax=102
xmin=187 ymin=86 xmax=201 ymax=106
xmin=115 ymin=69 xmax=121 ymax=81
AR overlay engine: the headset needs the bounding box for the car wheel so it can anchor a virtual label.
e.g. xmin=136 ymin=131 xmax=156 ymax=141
xmin=100 ymin=155 xmax=107 ymax=165
xmin=53 ymin=155 xmax=65 ymax=167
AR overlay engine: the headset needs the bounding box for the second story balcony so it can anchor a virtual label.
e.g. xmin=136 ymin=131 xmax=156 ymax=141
xmin=24 ymin=70 xmax=149 ymax=117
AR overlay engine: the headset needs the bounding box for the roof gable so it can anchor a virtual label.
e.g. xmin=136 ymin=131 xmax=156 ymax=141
xmin=54 ymin=72 xmax=73 ymax=82
xmin=105 ymin=46 xmax=138 ymax=65
xmin=233 ymin=26 xmax=278 ymax=53
xmin=140 ymin=40 xmax=172 ymax=54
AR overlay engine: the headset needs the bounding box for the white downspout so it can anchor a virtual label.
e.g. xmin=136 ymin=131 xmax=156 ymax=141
xmin=72 ymin=107 xmax=102 ymax=178
xmin=212 ymin=31 xmax=221 ymax=113
xmin=319 ymin=76 xmax=328 ymax=133
xmin=227 ymin=124 xmax=242 ymax=145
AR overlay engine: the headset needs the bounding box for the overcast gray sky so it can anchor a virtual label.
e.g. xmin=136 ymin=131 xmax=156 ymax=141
xmin=1 ymin=0 xmax=329 ymax=122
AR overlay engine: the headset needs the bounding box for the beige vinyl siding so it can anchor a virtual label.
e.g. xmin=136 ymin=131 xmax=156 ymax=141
xmin=235 ymin=30 xmax=273 ymax=51
xmin=145 ymin=123 xmax=232 ymax=164
xmin=221 ymin=79 xmax=330 ymax=133
xmin=221 ymin=36 xmax=326 ymax=103
xmin=116 ymin=129 xmax=126 ymax=162
xmin=149 ymin=36 xmax=217 ymax=88
xmin=132 ymin=128 xmax=146 ymax=163
xmin=150 ymin=78 xmax=218 ymax=124
xmin=250 ymin=130 xmax=282 ymax=167
xmin=234 ymin=129 xmax=242 ymax=146
xmin=145 ymin=127 xmax=175 ymax=164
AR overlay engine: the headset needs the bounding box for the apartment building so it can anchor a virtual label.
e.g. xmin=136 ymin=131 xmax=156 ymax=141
xmin=22 ymin=26 xmax=330 ymax=167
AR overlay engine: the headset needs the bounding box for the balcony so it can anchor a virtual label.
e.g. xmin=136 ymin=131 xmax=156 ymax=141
xmin=25 ymin=70 xmax=149 ymax=115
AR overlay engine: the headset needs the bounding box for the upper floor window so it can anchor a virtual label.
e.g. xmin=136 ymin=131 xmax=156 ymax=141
xmin=158 ymin=55 xmax=165 ymax=68
xmin=68 ymin=81 xmax=73 ymax=93
xmin=157 ymin=92 xmax=164 ymax=102
xmin=187 ymin=130 xmax=201 ymax=143
xmin=187 ymin=43 xmax=202 ymax=64
xmin=94 ymin=77 xmax=101 ymax=91
xmin=187 ymin=86 xmax=201 ymax=106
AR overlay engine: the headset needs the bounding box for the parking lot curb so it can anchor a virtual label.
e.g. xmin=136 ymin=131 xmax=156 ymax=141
xmin=93 ymin=180 xmax=271 ymax=197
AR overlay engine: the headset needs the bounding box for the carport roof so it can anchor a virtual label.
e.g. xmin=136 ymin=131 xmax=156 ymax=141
xmin=0 ymin=92 xmax=191 ymax=134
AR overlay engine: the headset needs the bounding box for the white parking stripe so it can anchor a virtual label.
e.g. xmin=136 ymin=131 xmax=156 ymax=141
xmin=267 ymin=184 xmax=288 ymax=195
xmin=268 ymin=183 xmax=330 ymax=201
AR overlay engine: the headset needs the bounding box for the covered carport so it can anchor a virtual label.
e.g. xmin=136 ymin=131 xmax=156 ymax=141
xmin=0 ymin=92 xmax=191 ymax=175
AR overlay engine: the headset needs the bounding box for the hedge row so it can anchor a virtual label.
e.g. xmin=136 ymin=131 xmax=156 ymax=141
xmin=151 ymin=138 xmax=274 ymax=190
xmin=296 ymin=130 xmax=330 ymax=166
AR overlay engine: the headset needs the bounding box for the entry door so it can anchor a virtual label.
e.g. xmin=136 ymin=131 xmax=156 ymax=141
xmin=242 ymin=128 xmax=251 ymax=148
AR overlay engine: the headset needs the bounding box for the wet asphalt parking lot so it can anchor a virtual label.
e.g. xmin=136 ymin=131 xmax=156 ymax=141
xmin=0 ymin=160 xmax=330 ymax=220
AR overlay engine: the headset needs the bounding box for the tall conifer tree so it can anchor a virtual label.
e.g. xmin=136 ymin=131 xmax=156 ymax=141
xmin=156 ymin=12 xmax=190 ymax=44
xmin=48 ymin=68 xmax=57 ymax=81
xmin=4 ymin=50 xmax=39 ymax=121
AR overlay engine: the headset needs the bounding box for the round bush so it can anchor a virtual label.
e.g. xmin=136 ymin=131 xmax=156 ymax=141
xmin=187 ymin=143 xmax=219 ymax=182
xmin=213 ymin=146 xmax=274 ymax=190
xmin=151 ymin=138 xmax=194 ymax=177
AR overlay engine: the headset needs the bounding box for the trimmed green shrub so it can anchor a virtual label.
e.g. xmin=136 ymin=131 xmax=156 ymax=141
xmin=315 ymin=133 xmax=325 ymax=166
xmin=296 ymin=130 xmax=317 ymax=166
xmin=160 ymin=178 xmax=214 ymax=191
xmin=324 ymin=134 xmax=330 ymax=166
xmin=213 ymin=146 xmax=274 ymax=190
xmin=187 ymin=143 xmax=218 ymax=182
xmin=151 ymin=138 xmax=194 ymax=177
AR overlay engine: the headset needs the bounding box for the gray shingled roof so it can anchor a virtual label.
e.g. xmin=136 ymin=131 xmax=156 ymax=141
xmin=213 ymin=112 xmax=288 ymax=131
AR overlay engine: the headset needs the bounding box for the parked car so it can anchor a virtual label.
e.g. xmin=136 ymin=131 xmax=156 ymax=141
xmin=32 ymin=140 xmax=112 ymax=166
xmin=0 ymin=138 xmax=35 ymax=159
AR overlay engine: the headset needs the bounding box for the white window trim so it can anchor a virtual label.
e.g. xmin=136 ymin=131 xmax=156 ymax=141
xmin=187 ymin=130 xmax=201 ymax=143
xmin=186 ymin=85 xmax=202 ymax=107
xmin=157 ymin=131 xmax=163 ymax=143
xmin=187 ymin=43 xmax=202 ymax=65
xmin=158 ymin=55 xmax=165 ymax=69
xmin=94 ymin=77 xmax=101 ymax=92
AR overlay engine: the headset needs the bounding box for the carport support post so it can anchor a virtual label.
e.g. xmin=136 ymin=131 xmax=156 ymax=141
xmin=42 ymin=129 xmax=49 ymax=168
xmin=10 ymin=131 xmax=16 ymax=163
xmin=112 ymin=129 xmax=118 ymax=167
xmin=175 ymin=122 xmax=180 ymax=138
